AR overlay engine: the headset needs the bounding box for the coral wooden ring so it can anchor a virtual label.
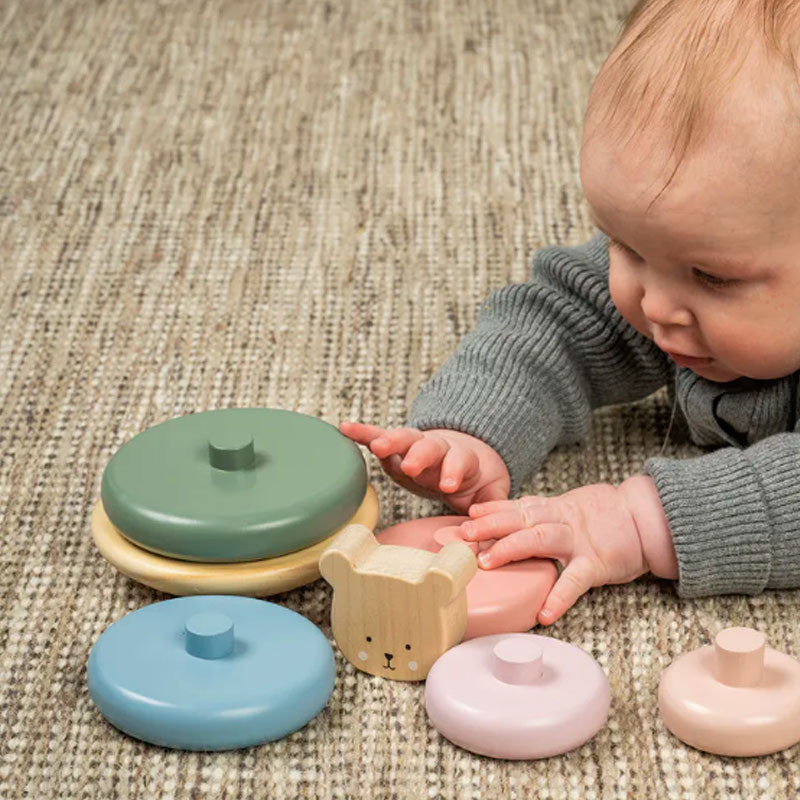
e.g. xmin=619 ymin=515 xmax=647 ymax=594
xmin=376 ymin=516 xmax=557 ymax=639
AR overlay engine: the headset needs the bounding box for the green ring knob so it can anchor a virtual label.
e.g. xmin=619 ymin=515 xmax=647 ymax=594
xmin=184 ymin=612 xmax=235 ymax=659
xmin=208 ymin=435 xmax=255 ymax=471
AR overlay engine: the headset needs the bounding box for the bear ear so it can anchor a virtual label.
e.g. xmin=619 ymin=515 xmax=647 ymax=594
xmin=422 ymin=542 xmax=477 ymax=604
xmin=318 ymin=524 xmax=379 ymax=586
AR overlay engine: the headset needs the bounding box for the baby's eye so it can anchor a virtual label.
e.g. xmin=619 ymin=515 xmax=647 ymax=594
xmin=405 ymin=644 xmax=411 ymax=651
xmin=366 ymin=636 xmax=372 ymax=643
xmin=692 ymin=268 xmax=738 ymax=289
xmin=608 ymin=237 xmax=642 ymax=261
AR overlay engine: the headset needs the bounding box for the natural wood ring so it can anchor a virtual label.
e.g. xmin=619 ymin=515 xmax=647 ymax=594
xmin=91 ymin=484 xmax=379 ymax=596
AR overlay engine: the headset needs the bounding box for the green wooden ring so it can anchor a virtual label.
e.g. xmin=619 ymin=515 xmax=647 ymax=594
xmin=101 ymin=408 xmax=367 ymax=562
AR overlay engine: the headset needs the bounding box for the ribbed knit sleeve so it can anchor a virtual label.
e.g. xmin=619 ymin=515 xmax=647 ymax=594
xmin=644 ymin=428 xmax=800 ymax=597
xmin=406 ymin=232 xmax=672 ymax=495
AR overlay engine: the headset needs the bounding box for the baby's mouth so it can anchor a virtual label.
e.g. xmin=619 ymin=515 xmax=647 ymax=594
xmin=666 ymin=351 xmax=713 ymax=368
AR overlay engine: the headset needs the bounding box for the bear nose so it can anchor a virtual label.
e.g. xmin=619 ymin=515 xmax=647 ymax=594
xmin=384 ymin=652 xmax=393 ymax=662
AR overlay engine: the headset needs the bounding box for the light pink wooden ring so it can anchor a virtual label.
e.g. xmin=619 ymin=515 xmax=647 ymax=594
xmin=659 ymin=626 xmax=800 ymax=756
xmin=425 ymin=633 xmax=610 ymax=759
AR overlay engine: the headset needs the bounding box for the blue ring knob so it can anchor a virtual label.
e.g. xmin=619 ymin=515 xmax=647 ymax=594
xmin=185 ymin=612 xmax=235 ymax=659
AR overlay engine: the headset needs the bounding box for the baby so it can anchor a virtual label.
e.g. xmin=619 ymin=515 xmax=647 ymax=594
xmin=341 ymin=0 xmax=800 ymax=625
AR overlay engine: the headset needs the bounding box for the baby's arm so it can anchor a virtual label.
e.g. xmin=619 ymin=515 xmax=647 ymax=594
xmin=462 ymin=421 xmax=800 ymax=621
xmin=406 ymin=233 xmax=673 ymax=497
xmin=619 ymin=475 xmax=679 ymax=581
xmin=345 ymin=233 xmax=673 ymax=505
xmin=459 ymin=475 xmax=677 ymax=624
xmin=644 ymin=427 xmax=800 ymax=598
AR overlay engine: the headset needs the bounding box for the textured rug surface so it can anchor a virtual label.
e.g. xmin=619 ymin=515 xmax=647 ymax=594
xmin=1 ymin=1 xmax=799 ymax=798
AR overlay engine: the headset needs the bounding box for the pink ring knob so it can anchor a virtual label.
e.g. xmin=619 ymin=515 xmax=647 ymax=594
xmin=492 ymin=637 xmax=544 ymax=685
xmin=433 ymin=527 xmax=478 ymax=554
xmin=713 ymin=627 xmax=765 ymax=687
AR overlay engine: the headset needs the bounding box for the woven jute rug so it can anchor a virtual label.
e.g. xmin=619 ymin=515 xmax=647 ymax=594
xmin=1 ymin=0 xmax=798 ymax=797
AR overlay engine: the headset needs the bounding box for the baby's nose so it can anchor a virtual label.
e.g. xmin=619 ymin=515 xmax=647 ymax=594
xmin=384 ymin=652 xmax=393 ymax=662
xmin=640 ymin=287 xmax=693 ymax=328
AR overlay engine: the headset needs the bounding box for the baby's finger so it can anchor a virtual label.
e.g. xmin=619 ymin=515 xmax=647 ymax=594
xmin=469 ymin=494 xmax=548 ymax=519
xmin=467 ymin=499 xmax=515 ymax=517
xmin=339 ymin=421 xmax=390 ymax=445
xmin=462 ymin=501 xmax=554 ymax=542
xmin=438 ymin=445 xmax=478 ymax=493
xmin=537 ymin=560 xmax=593 ymax=625
xmin=380 ymin=455 xmax=442 ymax=501
xmin=400 ymin=436 xmax=449 ymax=478
xmin=370 ymin=427 xmax=424 ymax=459
xmin=433 ymin=527 xmax=499 ymax=556
xmin=476 ymin=523 xmax=570 ymax=569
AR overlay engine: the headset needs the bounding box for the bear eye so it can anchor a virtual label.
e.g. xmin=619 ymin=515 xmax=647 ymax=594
xmin=405 ymin=644 xmax=411 ymax=650
xmin=366 ymin=636 xmax=372 ymax=643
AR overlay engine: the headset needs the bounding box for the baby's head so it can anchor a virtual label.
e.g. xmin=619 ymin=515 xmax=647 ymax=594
xmin=580 ymin=0 xmax=800 ymax=382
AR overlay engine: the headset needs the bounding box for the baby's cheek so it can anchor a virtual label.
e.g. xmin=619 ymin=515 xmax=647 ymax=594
xmin=608 ymin=263 xmax=647 ymax=335
xmin=704 ymin=321 xmax=753 ymax=358
xmin=698 ymin=309 xmax=797 ymax=379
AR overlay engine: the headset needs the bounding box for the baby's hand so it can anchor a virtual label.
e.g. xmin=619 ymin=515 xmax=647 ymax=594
xmin=338 ymin=422 xmax=511 ymax=513
xmin=459 ymin=483 xmax=648 ymax=625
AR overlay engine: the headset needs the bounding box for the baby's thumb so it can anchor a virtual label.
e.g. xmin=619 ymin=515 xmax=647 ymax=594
xmin=475 ymin=480 xmax=509 ymax=505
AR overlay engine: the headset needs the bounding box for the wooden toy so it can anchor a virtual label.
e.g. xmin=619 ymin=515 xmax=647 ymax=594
xmin=376 ymin=516 xmax=558 ymax=639
xmin=91 ymin=408 xmax=379 ymax=596
xmin=319 ymin=524 xmax=477 ymax=680
xmin=91 ymin=487 xmax=377 ymax=596
xmin=424 ymin=633 xmax=611 ymax=759
xmin=659 ymin=626 xmax=800 ymax=756
xmin=88 ymin=595 xmax=336 ymax=750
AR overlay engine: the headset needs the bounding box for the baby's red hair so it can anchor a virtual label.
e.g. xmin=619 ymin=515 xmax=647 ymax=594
xmin=584 ymin=0 xmax=800 ymax=207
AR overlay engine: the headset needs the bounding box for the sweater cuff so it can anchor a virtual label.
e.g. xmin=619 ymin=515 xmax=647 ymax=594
xmin=406 ymin=374 xmax=559 ymax=497
xmin=643 ymin=448 xmax=772 ymax=598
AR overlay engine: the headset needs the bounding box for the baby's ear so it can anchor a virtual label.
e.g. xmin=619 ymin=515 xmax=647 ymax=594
xmin=318 ymin=524 xmax=378 ymax=586
xmin=422 ymin=542 xmax=477 ymax=604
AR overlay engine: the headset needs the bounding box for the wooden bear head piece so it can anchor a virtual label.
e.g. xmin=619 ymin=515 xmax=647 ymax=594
xmin=319 ymin=524 xmax=477 ymax=681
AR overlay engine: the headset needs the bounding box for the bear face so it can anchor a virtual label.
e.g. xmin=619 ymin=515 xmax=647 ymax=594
xmin=319 ymin=524 xmax=477 ymax=681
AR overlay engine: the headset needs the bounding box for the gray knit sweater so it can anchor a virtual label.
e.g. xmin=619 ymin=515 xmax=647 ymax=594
xmin=406 ymin=232 xmax=800 ymax=599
